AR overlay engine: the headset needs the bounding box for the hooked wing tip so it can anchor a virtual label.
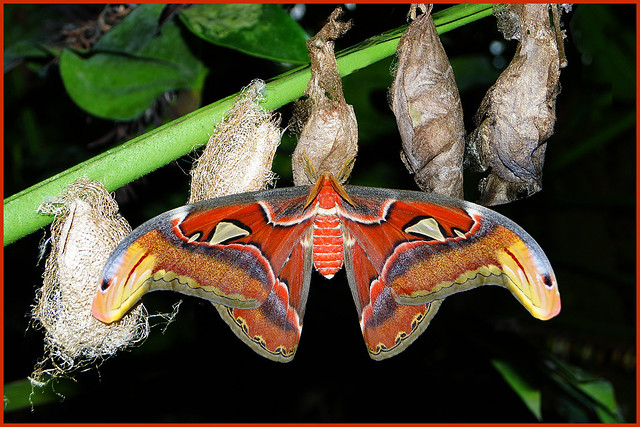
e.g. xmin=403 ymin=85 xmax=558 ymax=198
xmin=528 ymin=301 xmax=561 ymax=320
xmin=510 ymin=271 xmax=561 ymax=321
xmin=528 ymin=287 xmax=561 ymax=320
xmin=91 ymin=287 xmax=122 ymax=324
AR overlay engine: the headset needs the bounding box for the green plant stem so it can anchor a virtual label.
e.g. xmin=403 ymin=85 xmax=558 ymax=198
xmin=3 ymin=4 xmax=492 ymax=246
xmin=4 ymin=376 xmax=78 ymax=412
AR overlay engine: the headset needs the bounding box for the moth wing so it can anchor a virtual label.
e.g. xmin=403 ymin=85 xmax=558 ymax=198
xmin=92 ymin=187 xmax=314 ymax=324
xmin=343 ymin=233 xmax=441 ymax=360
xmin=342 ymin=186 xmax=560 ymax=322
xmin=216 ymin=228 xmax=314 ymax=362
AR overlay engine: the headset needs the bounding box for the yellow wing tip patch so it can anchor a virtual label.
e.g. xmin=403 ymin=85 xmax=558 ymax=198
xmin=497 ymin=246 xmax=561 ymax=321
xmin=91 ymin=302 xmax=119 ymax=324
xmin=502 ymin=275 xmax=561 ymax=320
xmin=528 ymin=300 xmax=561 ymax=320
xmin=92 ymin=248 xmax=157 ymax=324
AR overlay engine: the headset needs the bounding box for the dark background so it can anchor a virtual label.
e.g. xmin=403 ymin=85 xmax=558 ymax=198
xmin=4 ymin=4 xmax=636 ymax=422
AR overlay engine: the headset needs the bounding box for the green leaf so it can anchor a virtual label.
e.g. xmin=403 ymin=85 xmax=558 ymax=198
xmin=179 ymin=4 xmax=309 ymax=64
xmin=545 ymin=356 xmax=624 ymax=422
xmin=60 ymin=50 xmax=189 ymax=120
xmin=492 ymin=359 xmax=542 ymax=420
xmin=578 ymin=379 xmax=621 ymax=423
xmin=59 ymin=4 xmax=207 ymax=120
xmin=3 ymin=5 xmax=65 ymax=73
xmin=92 ymin=4 xmax=166 ymax=53
xmin=4 ymin=40 xmax=57 ymax=73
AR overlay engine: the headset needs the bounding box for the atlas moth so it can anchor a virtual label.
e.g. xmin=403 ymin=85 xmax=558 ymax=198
xmin=92 ymin=171 xmax=560 ymax=361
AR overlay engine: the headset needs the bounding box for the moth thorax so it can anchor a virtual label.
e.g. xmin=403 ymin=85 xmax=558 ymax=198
xmin=312 ymin=208 xmax=344 ymax=279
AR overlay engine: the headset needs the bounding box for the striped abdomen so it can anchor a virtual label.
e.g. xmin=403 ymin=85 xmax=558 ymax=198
xmin=312 ymin=207 xmax=344 ymax=279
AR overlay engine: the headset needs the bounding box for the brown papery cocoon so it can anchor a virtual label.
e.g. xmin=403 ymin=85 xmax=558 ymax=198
xmin=390 ymin=4 xmax=465 ymax=199
xmin=31 ymin=178 xmax=149 ymax=384
xmin=466 ymin=4 xmax=563 ymax=206
xmin=291 ymin=8 xmax=358 ymax=185
xmin=189 ymin=79 xmax=281 ymax=203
